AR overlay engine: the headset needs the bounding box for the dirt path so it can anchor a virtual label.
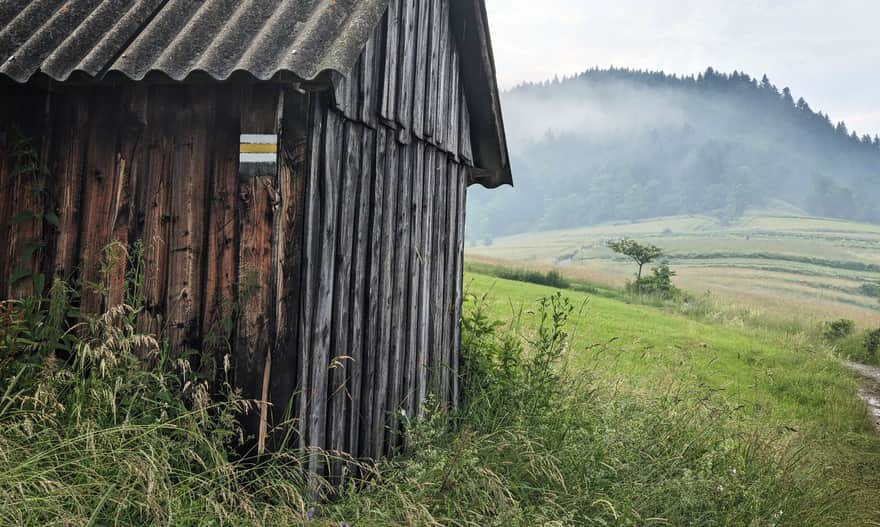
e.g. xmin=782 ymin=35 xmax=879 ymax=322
xmin=844 ymin=361 xmax=880 ymax=435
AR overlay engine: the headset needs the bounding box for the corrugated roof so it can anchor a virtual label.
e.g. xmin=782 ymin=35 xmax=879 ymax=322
xmin=0 ymin=0 xmax=388 ymax=83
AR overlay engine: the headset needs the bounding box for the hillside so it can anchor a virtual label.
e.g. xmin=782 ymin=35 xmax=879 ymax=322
xmin=467 ymin=68 xmax=880 ymax=242
xmin=468 ymin=210 xmax=880 ymax=325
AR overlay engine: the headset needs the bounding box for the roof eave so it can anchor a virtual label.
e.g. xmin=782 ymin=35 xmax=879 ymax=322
xmin=450 ymin=0 xmax=512 ymax=189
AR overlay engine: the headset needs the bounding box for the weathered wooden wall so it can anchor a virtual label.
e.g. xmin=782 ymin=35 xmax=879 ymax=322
xmin=0 ymin=82 xmax=308 ymax=417
xmin=0 ymin=0 xmax=474 ymax=469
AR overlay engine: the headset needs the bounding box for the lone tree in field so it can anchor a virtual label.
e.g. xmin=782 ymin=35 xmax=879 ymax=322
xmin=607 ymin=238 xmax=664 ymax=282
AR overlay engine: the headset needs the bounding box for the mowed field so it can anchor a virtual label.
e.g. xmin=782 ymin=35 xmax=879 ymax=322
xmin=468 ymin=210 xmax=880 ymax=325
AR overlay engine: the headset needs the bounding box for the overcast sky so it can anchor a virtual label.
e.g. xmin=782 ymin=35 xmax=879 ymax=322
xmin=485 ymin=0 xmax=880 ymax=138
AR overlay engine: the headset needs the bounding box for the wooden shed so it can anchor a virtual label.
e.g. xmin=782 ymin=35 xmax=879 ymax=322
xmin=0 ymin=0 xmax=510 ymax=465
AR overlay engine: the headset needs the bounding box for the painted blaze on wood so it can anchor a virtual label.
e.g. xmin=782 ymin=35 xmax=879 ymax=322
xmin=0 ymin=0 xmax=478 ymax=470
xmin=239 ymin=134 xmax=278 ymax=178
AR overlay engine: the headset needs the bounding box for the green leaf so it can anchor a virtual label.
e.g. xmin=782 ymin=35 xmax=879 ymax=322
xmin=32 ymin=273 xmax=45 ymax=295
xmin=10 ymin=269 xmax=31 ymax=284
xmin=44 ymin=210 xmax=60 ymax=227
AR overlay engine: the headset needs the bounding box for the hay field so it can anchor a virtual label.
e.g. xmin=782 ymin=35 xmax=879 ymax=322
xmin=467 ymin=210 xmax=880 ymax=325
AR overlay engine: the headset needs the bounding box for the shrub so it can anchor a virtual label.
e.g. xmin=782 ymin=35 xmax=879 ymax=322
xmin=626 ymin=262 xmax=681 ymax=299
xmin=823 ymin=318 xmax=856 ymax=341
xmin=864 ymin=328 xmax=880 ymax=360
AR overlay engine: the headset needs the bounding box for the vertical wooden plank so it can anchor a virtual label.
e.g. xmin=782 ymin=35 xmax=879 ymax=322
xmin=387 ymin=140 xmax=412 ymax=452
xmin=459 ymin=91 xmax=473 ymax=165
xmin=429 ymin=152 xmax=447 ymax=397
xmin=0 ymin=98 xmax=11 ymax=297
xmin=371 ymin=128 xmax=398 ymax=458
xmin=235 ymin=84 xmax=281 ymax=439
xmin=200 ymin=86 xmax=241 ymax=376
xmin=329 ymin=121 xmax=359 ymax=471
xmin=298 ymin=96 xmax=325 ymax=453
xmin=404 ymin=141 xmax=425 ymax=423
xmin=78 ymin=89 xmax=124 ymax=313
xmin=105 ymin=87 xmax=148 ymax=309
xmin=416 ymin=146 xmax=435 ymax=414
xmin=269 ymin=89 xmax=309 ymax=448
xmin=360 ymin=28 xmax=378 ymax=128
xmin=439 ymin=156 xmax=456 ymax=406
xmin=309 ymin=106 xmax=343 ymax=474
xmin=349 ymin=129 xmax=374 ymax=459
xmin=136 ymin=86 xmax=175 ymax=336
xmin=380 ymin=0 xmax=401 ymax=125
xmin=434 ymin=0 xmax=450 ymax=148
xmin=166 ymin=86 xmax=212 ymax=352
xmin=362 ymin=126 xmax=386 ymax=458
xmin=449 ymin=46 xmax=461 ymax=161
xmin=425 ymin=0 xmax=441 ymax=139
xmin=451 ymin=165 xmax=467 ymax=407
xmin=413 ymin=0 xmax=431 ymax=139
xmin=49 ymin=91 xmax=89 ymax=282
xmin=397 ymin=0 xmax=417 ymax=139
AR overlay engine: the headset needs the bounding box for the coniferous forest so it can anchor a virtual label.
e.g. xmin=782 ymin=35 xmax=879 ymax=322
xmin=467 ymin=68 xmax=880 ymax=242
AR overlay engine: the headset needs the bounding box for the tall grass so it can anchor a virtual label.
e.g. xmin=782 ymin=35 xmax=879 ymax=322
xmin=0 ymin=272 xmax=876 ymax=524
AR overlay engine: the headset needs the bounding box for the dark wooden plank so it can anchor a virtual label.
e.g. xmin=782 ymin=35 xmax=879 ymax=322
xmin=166 ymin=86 xmax=212 ymax=353
xmin=269 ymin=88 xmax=310 ymax=449
xmin=78 ymin=88 xmax=124 ymax=313
xmin=404 ymin=141 xmax=425 ymax=423
xmin=396 ymin=0 xmax=417 ymax=140
xmin=379 ymin=0 xmax=401 ymax=126
xmin=412 ymin=0 xmax=431 ymax=140
xmin=349 ymin=129 xmax=375 ymax=459
xmin=329 ymin=121 xmax=359 ymax=470
xmin=362 ymin=125 xmax=386 ymax=458
xmin=371 ymin=128 xmax=398 ymax=458
xmin=451 ymin=165 xmax=467 ymax=407
xmin=200 ymin=86 xmax=241 ymax=378
xmin=105 ymin=87 xmax=148 ymax=309
xmin=235 ymin=84 xmax=281 ymax=442
xmin=309 ymin=106 xmax=343 ymax=474
xmin=416 ymin=146 xmax=435 ymax=414
xmin=136 ymin=86 xmax=174 ymax=336
xmin=424 ymin=0 xmax=441 ymax=138
xmin=48 ymin=91 xmax=89 ymax=282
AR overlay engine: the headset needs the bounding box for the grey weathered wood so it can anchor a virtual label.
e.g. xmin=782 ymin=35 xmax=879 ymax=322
xmin=416 ymin=146 xmax=435 ymax=415
xmin=362 ymin=125 xmax=387 ymax=457
xmin=372 ymin=128 xmax=398 ymax=458
xmin=459 ymin=91 xmax=473 ymax=164
xmin=308 ymin=103 xmax=343 ymax=476
xmin=451 ymin=165 xmax=468 ymax=407
xmin=329 ymin=121 xmax=360 ymax=470
xmin=412 ymin=0 xmax=431 ymax=140
xmin=434 ymin=0 xmax=450 ymax=148
xmin=439 ymin=154 xmax=456 ymax=405
xmin=449 ymin=47 xmax=460 ymax=161
xmin=380 ymin=0 xmax=400 ymax=126
xmin=348 ymin=129 xmax=374 ymax=459
xmin=405 ymin=141 xmax=425 ymax=423
xmin=360 ymin=25 xmax=380 ymax=128
xmin=425 ymin=0 xmax=442 ymax=139
xmin=387 ymin=140 xmax=412 ymax=452
xmin=397 ymin=0 xmax=417 ymax=141
xmin=430 ymin=152 xmax=447 ymax=397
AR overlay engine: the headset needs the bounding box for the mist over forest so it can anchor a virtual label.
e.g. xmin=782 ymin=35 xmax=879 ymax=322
xmin=466 ymin=68 xmax=880 ymax=243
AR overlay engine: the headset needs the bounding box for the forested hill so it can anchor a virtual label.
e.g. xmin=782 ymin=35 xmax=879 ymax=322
xmin=467 ymin=67 xmax=880 ymax=243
